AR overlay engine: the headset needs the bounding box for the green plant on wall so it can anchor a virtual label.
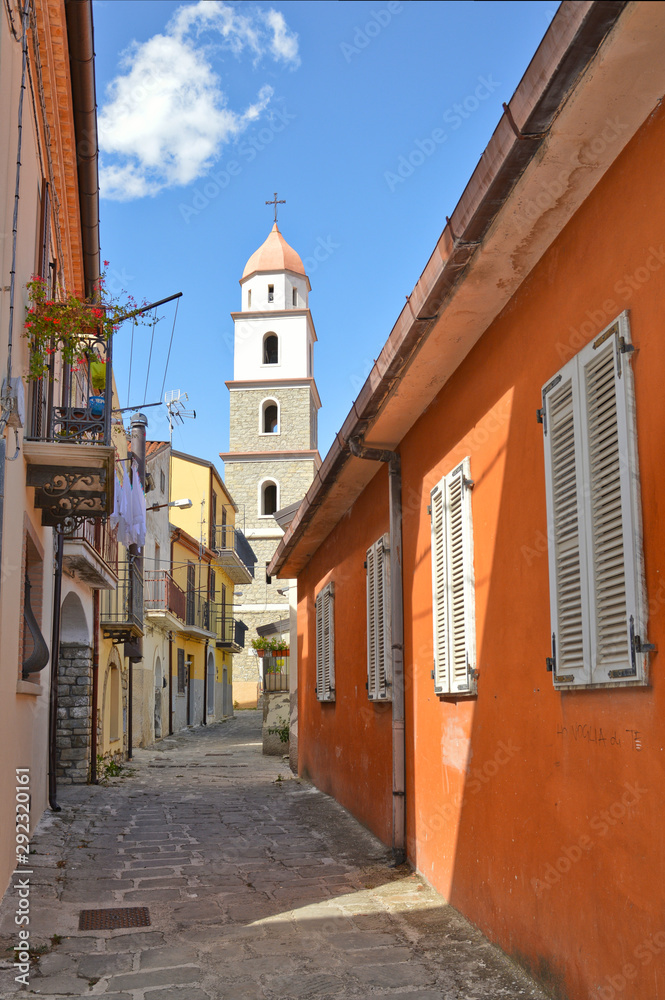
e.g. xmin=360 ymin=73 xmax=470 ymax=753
xmin=268 ymin=716 xmax=290 ymax=744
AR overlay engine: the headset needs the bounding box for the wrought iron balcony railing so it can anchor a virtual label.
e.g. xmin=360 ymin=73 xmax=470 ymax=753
xmin=100 ymin=558 xmax=143 ymax=642
xmin=62 ymin=518 xmax=119 ymax=590
xmin=27 ymin=324 xmax=113 ymax=446
xmin=210 ymin=524 xmax=256 ymax=582
xmin=24 ymin=325 xmax=115 ymax=524
xmin=144 ymin=570 xmax=186 ymax=622
xmin=212 ymin=610 xmax=247 ymax=652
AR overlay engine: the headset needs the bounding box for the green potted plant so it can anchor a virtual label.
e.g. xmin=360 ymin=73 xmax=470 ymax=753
xmin=251 ymin=636 xmax=270 ymax=658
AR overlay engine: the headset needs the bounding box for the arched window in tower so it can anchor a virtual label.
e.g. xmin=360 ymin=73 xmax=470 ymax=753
xmin=262 ymin=399 xmax=279 ymax=434
xmin=248 ymin=289 xmax=252 ymax=308
xmin=261 ymin=481 xmax=278 ymax=516
xmin=263 ymin=334 xmax=278 ymax=365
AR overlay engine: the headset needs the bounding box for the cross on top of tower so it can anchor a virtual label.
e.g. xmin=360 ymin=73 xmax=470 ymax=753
xmin=265 ymin=191 xmax=286 ymax=224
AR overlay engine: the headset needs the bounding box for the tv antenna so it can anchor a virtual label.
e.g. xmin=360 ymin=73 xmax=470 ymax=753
xmin=165 ymin=390 xmax=196 ymax=444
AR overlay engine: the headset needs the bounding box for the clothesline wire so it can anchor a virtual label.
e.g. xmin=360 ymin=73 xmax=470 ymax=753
xmin=143 ymin=308 xmax=158 ymax=405
xmin=159 ymin=297 xmax=180 ymax=402
xmin=126 ymin=317 xmax=137 ymax=410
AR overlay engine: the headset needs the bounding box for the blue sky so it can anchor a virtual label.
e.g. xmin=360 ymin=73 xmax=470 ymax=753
xmin=93 ymin=0 xmax=557 ymax=466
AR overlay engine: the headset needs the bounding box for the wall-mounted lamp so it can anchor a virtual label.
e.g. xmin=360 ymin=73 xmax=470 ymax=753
xmin=147 ymin=498 xmax=193 ymax=512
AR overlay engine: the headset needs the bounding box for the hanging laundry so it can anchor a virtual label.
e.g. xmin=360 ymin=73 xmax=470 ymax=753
xmin=130 ymin=460 xmax=147 ymax=548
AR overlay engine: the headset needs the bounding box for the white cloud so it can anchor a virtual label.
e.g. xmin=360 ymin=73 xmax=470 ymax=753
xmin=98 ymin=1 xmax=299 ymax=201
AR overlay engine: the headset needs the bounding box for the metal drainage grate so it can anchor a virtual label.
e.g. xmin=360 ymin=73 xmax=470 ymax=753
xmin=79 ymin=907 xmax=150 ymax=931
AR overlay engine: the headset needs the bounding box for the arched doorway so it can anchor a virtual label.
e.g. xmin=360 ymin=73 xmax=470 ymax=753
xmin=207 ymin=653 xmax=215 ymax=718
xmin=58 ymin=592 xmax=92 ymax=784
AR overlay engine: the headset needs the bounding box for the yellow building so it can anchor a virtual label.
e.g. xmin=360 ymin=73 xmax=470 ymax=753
xmin=143 ymin=447 xmax=253 ymax=734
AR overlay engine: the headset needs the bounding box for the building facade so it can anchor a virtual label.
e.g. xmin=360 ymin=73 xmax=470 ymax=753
xmin=269 ymin=5 xmax=665 ymax=1000
xmin=0 ymin=0 xmax=107 ymax=894
xmin=221 ymin=223 xmax=321 ymax=707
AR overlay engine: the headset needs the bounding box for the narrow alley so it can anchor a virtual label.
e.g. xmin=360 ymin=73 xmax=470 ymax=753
xmin=0 ymin=713 xmax=549 ymax=1000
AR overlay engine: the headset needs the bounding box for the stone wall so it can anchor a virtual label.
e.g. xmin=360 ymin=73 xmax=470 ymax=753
xmin=225 ymin=459 xmax=317 ymax=532
xmin=56 ymin=643 xmax=92 ymax=784
xmin=262 ymin=690 xmax=290 ymax=756
xmin=229 ymin=386 xmax=314 ymax=452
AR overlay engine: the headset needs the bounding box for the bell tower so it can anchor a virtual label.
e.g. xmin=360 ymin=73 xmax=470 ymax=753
xmin=221 ymin=214 xmax=321 ymax=702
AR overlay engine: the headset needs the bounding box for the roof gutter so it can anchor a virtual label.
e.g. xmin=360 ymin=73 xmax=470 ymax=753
xmin=64 ymin=0 xmax=100 ymax=299
xmin=269 ymin=0 xmax=628 ymax=577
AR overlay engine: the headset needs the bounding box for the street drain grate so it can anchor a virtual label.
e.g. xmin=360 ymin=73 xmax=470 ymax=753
xmin=78 ymin=907 xmax=150 ymax=931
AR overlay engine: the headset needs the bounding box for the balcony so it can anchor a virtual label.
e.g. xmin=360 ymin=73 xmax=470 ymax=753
xmin=211 ymin=524 xmax=256 ymax=584
xmin=24 ymin=325 xmax=114 ymax=525
xmin=100 ymin=559 xmax=143 ymax=642
xmin=213 ymin=610 xmax=247 ymax=653
xmin=62 ymin=518 xmax=118 ymax=590
xmin=144 ymin=570 xmax=186 ymax=630
xmin=182 ymin=591 xmax=215 ymax=639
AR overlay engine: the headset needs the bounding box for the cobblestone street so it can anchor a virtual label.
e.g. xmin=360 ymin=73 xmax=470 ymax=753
xmin=0 ymin=712 xmax=549 ymax=999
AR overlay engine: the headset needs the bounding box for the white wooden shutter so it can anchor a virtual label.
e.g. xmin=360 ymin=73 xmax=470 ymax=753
xmin=542 ymin=366 xmax=591 ymax=687
xmin=542 ymin=312 xmax=648 ymax=688
xmin=315 ymin=582 xmax=335 ymax=701
xmin=366 ymin=535 xmax=391 ymax=701
xmin=430 ymin=479 xmax=449 ymax=693
xmin=430 ymin=459 xmax=476 ymax=695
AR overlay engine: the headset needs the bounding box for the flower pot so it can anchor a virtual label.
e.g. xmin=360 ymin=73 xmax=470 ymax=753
xmin=88 ymin=395 xmax=105 ymax=418
xmin=256 ymin=648 xmax=266 ymax=658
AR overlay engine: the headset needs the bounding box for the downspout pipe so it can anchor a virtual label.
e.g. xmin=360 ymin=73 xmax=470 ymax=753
xmin=48 ymin=531 xmax=64 ymax=812
xmin=348 ymin=437 xmax=405 ymax=864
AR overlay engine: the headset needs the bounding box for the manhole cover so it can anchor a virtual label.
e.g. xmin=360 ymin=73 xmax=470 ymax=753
xmin=79 ymin=907 xmax=150 ymax=930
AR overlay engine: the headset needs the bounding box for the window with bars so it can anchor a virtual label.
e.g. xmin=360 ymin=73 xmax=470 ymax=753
xmin=366 ymin=535 xmax=391 ymax=701
xmin=315 ymin=582 xmax=335 ymax=702
xmin=541 ymin=312 xmax=650 ymax=689
xmin=430 ymin=458 xmax=476 ymax=696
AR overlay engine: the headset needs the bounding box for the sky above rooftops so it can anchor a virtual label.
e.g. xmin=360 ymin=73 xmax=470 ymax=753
xmin=93 ymin=0 xmax=557 ymax=473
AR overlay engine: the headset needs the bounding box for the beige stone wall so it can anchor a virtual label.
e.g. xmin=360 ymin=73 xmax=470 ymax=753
xmin=225 ymin=459 xmax=317 ymax=532
xmin=229 ymin=386 xmax=314 ymax=452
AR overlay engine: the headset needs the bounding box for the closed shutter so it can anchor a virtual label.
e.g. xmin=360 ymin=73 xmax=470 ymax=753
xmin=542 ymin=313 xmax=648 ymax=688
xmin=430 ymin=459 xmax=476 ymax=696
xmin=316 ymin=582 xmax=335 ymax=701
xmin=543 ymin=369 xmax=590 ymax=686
xmin=367 ymin=534 xmax=391 ymax=701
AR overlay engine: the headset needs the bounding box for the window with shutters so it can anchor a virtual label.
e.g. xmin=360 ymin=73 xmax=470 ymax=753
xmin=366 ymin=535 xmax=391 ymax=701
xmin=315 ymin=582 xmax=335 ymax=702
xmin=541 ymin=312 xmax=651 ymax=689
xmin=430 ymin=458 xmax=477 ymax=696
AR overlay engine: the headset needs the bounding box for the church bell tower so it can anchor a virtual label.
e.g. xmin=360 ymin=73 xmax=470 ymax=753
xmin=221 ymin=211 xmax=321 ymax=700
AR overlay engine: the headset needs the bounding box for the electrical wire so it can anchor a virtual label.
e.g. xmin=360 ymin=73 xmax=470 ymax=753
xmin=143 ymin=308 xmax=158 ymax=404
xmin=159 ymin=296 xmax=180 ymax=402
xmin=126 ymin=317 xmax=136 ymax=409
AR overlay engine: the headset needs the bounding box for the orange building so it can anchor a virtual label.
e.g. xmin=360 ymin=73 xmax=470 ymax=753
xmin=270 ymin=5 xmax=665 ymax=999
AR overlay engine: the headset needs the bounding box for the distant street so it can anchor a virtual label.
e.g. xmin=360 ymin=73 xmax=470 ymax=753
xmin=0 ymin=712 xmax=548 ymax=999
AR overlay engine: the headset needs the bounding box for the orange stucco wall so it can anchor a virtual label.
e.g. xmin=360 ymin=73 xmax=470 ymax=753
xmin=297 ymin=99 xmax=665 ymax=1000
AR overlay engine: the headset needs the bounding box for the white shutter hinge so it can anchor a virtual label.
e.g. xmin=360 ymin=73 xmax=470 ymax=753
xmin=463 ymin=476 xmax=474 ymax=490
xmin=537 ymin=407 xmax=544 ymax=425
xmin=427 ymin=504 xmax=431 ymax=516
xmin=619 ymin=337 xmax=635 ymax=355
xmin=546 ymin=632 xmax=556 ymax=673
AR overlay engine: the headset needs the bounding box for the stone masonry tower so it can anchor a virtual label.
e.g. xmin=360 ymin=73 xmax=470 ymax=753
xmin=221 ymin=222 xmax=321 ymax=703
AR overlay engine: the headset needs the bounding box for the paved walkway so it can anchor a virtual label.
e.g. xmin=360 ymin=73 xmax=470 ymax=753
xmin=0 ymin=711 xmax=549 ymax=999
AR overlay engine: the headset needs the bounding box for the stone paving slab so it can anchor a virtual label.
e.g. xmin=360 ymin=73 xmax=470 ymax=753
xmin=0 ymin=711 xmax=551 ymax=999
